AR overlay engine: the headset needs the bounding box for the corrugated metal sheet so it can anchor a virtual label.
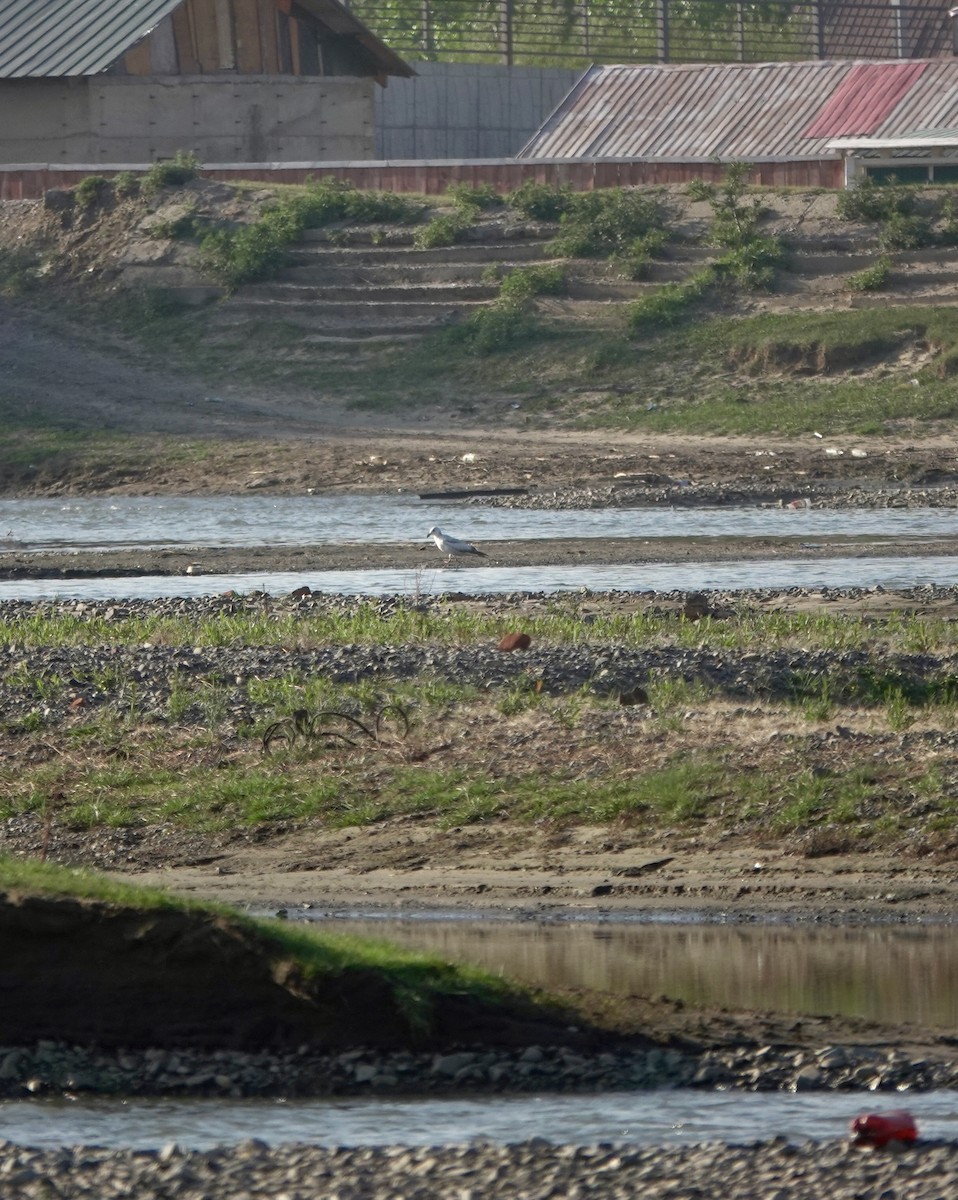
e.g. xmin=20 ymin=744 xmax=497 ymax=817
xmin=804 ymin=62 xmax=927 ymax=137
xmin=521 ymin=59 xmax=958 ymax=161
xmin=0 ymin=0 xmax=414 ymax=79
xmin=0 ymin=0 xmax=181 ymax=77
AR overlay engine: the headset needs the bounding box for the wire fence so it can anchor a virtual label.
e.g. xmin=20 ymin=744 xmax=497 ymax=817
xmin=347 ymin=0 xmax=954 ymax=66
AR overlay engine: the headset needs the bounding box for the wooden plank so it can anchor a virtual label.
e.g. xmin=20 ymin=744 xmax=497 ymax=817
xmin=122 ymin=38 xmax=153 ymax=76
xmin=257 ymin=0 xmax=279 ymax=72
xmin=171 ymin=3 xmax=200 ymax=73
xmin=189 ymin=0 xmax=222 ymax=71
xmin=232 ymin=0 xmax=262 ymax=72
xmin=149 ymin=14 xmax=179 ymax=72
xmin=288 ymin=14 xmax=301 ymax=75
xmin=275 ymin=9 xmax=292 ymax=73
xmin=215 ymin=0 xmax=236 ymax=68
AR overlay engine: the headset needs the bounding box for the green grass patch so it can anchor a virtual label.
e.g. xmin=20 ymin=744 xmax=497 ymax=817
xmin=847 ymin=256 xmax=892 ymax=293
xmin=4 ymin=599 xmax=958 ymax=658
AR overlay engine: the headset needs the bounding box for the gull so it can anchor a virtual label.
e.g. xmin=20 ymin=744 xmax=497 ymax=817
xmin=426 ymin=525 xmax=487 ymax=565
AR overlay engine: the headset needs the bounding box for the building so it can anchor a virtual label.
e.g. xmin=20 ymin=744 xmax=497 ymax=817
xmin=0 ymin=0 xmax=413 ymax=165
xmin=519 ymin=58 xmax=958 ymax=187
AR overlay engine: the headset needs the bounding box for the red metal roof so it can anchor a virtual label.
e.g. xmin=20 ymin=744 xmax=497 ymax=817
xmin=804 ymin=61 xmax=928 ymax=137
xmin=521 ymin=59 xmax=958 ymax=161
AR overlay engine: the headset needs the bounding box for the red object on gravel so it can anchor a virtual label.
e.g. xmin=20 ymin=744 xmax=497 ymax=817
xmin=849 ymin=1110 xmax=918 ymax=1148
xmin=497 ymin=632 xmax=532 ymax=652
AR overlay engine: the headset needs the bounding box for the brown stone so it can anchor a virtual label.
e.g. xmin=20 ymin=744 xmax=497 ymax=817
xmin=497 ymin=632 xmax=532 ymax=652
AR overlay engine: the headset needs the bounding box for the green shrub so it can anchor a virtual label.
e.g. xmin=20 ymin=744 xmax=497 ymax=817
xmin=413 ymin=210 xmax=475 ymax=249
xmin=148 ymin=210 xmax=205 ymax=240
xmin=714 ymin=236 xmax=786 ymax=289
xmin=623 ymin=228 xmax=672 ymax=278
xmin=499 ymin=262 xmax=567 ymax=303
xmin=200 ymin=221 xmax=291 ymax=287
xmin=686 ymin=178 xmax=716 ymax=203
xmin=692 ymin=162 xmax=767 ymax=249
xmin=199 ymin=181 xmax=423 ymax=286
xmin=0 ymin=244 xmax=41 ymax=294
xmin=846 ymin=255 xmax=892 ymax=292
xmin=628 ymin=278 xmax=703 ymax=331
xmin=445 ymin=299 xmax=537 ymax=354
xmin=295 ymin=178 xmax=423 ymax=227
xmin=447 ymin=182 xmax=502 ymax=211
xmin=878 ymin=212 xmax=934 ymax=251
xmin=552 ymin=188 xmax=668 ymax=257
xmin=112 ymin=171 xmax=140 ymax=199
xmin=142 ymin=151 xmax=200 ymax=193
xmin=74 ymin=175 xmax=110 ymax=208
xmin=628 ymin=267 xmax=715 ymax=331
xmin=938 ymin=192 xmax=958 ymax=246
xmin=837 ymin=176 xmax=915 ymax=223
xmin=507 ymin=180 xmax=574 ymax=221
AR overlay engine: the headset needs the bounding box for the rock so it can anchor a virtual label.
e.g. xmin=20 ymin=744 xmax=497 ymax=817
xmin=497 ymin=632 xmax=532 ymax=651
xmin=43 ymin=188 xmax=74 ymax=213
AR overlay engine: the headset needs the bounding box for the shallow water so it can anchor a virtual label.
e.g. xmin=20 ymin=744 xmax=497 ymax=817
xmin=1 ymin=555 xmax=957 ymax=601
xmin=0 ymin=495 xmax=955 ymax=552
xmin=304 ymin=918 xmax=958 ymax=1028
xmin=3 ymin=1089 xmax=957 ymax=1151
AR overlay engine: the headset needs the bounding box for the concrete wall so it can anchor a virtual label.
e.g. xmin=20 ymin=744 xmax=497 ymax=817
xmin=0 ymin=75 xmax=375 ymax=165
xmin=375 ymin=61 xmax=582 ymax=159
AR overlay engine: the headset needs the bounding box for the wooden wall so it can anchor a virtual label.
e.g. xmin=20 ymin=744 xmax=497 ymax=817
xmin=0 ymin=158 xmax=845 ymax=201
xmin=119 ymin=0 xmax=340 ymax=76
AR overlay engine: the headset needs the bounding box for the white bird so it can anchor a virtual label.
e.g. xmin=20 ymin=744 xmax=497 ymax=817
xmin=426 ymin=525 xmax=487 ymax=565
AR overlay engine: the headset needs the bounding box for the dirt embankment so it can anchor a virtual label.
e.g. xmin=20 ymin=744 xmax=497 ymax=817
xmin=0 ymin=889 xmax=597 ymax=1054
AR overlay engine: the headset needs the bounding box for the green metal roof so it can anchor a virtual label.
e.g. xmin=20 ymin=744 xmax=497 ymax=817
xmin=0 ymin=0 xmax=180 ymax=77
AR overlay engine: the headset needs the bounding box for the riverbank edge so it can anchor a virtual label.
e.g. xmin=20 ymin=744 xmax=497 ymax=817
xmin=4 ymin=1036 xmax=958 ymax=1101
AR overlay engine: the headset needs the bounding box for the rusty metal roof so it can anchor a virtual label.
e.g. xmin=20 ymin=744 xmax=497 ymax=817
xmin=0 ymin=0 xmax=413 ymax=79
xmin=521 ymin=59 xmax=958 ymax=160
xmin=0 ymin=0 xmax=180 ymax=77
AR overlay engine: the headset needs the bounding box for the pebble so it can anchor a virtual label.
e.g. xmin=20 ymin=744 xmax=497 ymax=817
xmin=1 ymin=1136 xmax=957 ymax=1199
xmin=0 ymin=1039 xmax=957 ymax=1100
xmin=2 ymin=587 xmax=958 ymax=731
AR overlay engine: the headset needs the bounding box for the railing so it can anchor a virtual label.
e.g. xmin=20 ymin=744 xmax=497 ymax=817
xmin=347 ymin=0 xmax=954 ymax=67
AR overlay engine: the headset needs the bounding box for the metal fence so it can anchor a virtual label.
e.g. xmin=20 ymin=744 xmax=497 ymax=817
xmin=347 ymin=0 xmax=954 ymax=67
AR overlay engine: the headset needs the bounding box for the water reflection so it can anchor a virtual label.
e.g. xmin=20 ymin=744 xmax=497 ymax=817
xmin=310 ymin=919 xmax=958 ymax=1028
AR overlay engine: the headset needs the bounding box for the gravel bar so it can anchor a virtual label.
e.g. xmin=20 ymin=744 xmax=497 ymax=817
xmin=3 ymin=1136 xmax=958 ymax=1199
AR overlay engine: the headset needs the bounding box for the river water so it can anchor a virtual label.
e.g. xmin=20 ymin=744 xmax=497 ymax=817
xmin=4 ymin=1089 xmax=958 ymax=1151
xmin=299 ymin=917 xmax=958 ymax=1029
xmin=1 ymin=495 xmax=956 ymax=552
xmin=0 ymin=555 xmax=957 ymax=601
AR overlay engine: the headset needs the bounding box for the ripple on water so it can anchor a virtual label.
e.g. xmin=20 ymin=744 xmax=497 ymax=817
xmin=1 ymin=495 xmax=957 ymax=552
xmin=5 ymin=1089 xmax=958 ymax=1150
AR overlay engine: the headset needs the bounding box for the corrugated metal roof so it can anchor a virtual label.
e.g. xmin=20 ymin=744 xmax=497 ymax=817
xmin=521 ymin=59 xmax=958 ymax=161
xmin=0 ymin=0 xmax=413 ymax=79
xmin=0 ymin=0 xmax=180 ymax=77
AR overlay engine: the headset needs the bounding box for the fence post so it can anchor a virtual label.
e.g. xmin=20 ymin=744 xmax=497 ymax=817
xmin=656 ymin=0 xmax=670 ymax=61
xmin=500 ymin=0 xmax=514 ymax=64
xmin=810 ymin=0 xmax=825 ymax=58
xmin=420 ymin=0 xmax=434 ymax=56
xmin=735 ymin=2 xmax=746 ymax=59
